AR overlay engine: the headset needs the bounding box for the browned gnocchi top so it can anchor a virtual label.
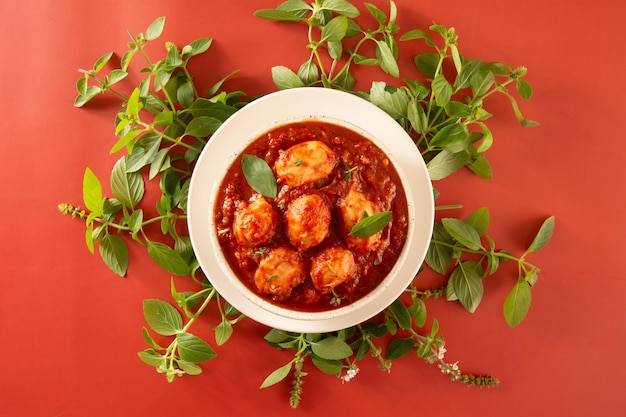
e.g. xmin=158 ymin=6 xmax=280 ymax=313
xmin=214 ymin=120 xmax=408 ymax=311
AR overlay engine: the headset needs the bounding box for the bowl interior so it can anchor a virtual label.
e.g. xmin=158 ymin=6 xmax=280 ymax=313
xmin=188 ymin=88 xmax=434 ymax=332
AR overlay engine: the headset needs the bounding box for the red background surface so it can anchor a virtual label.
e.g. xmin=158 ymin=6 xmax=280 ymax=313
xmin=1 ymin=0 xmax=624 ymax=416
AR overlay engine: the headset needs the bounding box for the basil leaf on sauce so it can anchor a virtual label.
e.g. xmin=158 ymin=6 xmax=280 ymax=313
xmin=241 ymin=154 xmax=277 ymax=199
xmin=349 ymin=211 xmax=392 ymax=238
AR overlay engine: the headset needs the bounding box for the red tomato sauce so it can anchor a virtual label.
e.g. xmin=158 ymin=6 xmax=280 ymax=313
xmin=214 ymin=120 xmax=408 ymax=312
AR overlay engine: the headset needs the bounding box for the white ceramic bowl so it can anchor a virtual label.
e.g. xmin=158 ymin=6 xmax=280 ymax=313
xmin=187 ymin=87 xmax=434 ymax=333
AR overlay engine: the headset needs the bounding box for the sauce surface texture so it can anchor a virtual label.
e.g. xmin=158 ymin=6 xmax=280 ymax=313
xmin=214 ymin=120 xmax=408 ymax=311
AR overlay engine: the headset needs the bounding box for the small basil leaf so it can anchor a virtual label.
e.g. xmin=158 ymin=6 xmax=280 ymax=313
xmin=260 ymin=362 xmax=292 ymax=389
xmin=99 ymin=234 xmax=129 ymax=277
xmin=349 ymin=211 xmax=392 ymax=238
xmin=271 ymin=65 xmax=306 ymax=90
xmin=145 ymin=17 xmax=166 ymax=41
xmin=503 ymin=279 xmax=532 ymax=327
xmin=311 ymin=336 xmax=353 ymax=360
xmin=385 ymin=337 xmax=414 ymax=360
xmin=526 ymin=215 xmax=555 ymax=253
xmin=241 ymin=154 xmax=277 ymax=198
xmin=143 ymin=299 xmax=183 ymax=336
xmin=176 ymin=332 xmax=217 ymax=363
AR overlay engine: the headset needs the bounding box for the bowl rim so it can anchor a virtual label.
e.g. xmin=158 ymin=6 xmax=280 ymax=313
xmin=187 ymin=87 xmax=434 ymax=333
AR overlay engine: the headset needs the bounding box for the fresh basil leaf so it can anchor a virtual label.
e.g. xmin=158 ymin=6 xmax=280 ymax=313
xmin=176 ymin=332 xmax=217 ymax=363
xmin=454 ymin=58 xmax=483 ymax=89
xmin=241 ymin=154 xmax=277 ymax=198
xmin=327 ymin=41 xmax=343 ymax=60
xmin=407 ymin=99 xmax=428 ymax=134
xmin=346 ymin=18 xmax=362 ymax=37
xmin=353 ymin=54 xmax=379 ymax=66
xmin=110 ymin=127 xmax=139 ymax=154
xmin=442 ymin=217 xmax=483 ymax=250
xmin=504 ymin=91 xmax=539 ymax=128
xmin=483 ymin=61 xmax=510 ymax=76
xmin=432 ymin=73 xmax=453 ymax=106
xmin=426 ymin=149 xmax=470 ymax=180
xmin=143 ymin=299 xmax=183 ymax=336
xmin=142 ymin=327 xmax=164 ymax=350
xmin=184 ymin=116 xmax=221 ymax=138
xmin=127 ymin=209 xmax=144 ymax=234
xmin=93 ymin=51 xmax=113 ymax=73
xmin=470 ymin=70 xmax=495 ymax=97
xmin=102 ymin=198 xmax=122 ymax=220
xmin=138 ymin=349 xmax=165 ymax=367
xmin=353 ymin=339 xmax=370 ymax=361
xmin=429 ymin=123 xmax=468 ymax=149
xmin=149 ymin=148 xmax=170 ymax=180
xmin=450 ymin=261 xmax=484 ymax=313
xmin=375 ymin=40 xmax=399 ymax=77
xmin=153 ymin=111 xmax=174 ymax=128
xmin=369 ymin=81 xmax=409 ymax=120
xmin=526 ymin=216 xmax=555 ymax=253
xmin=214 ymin=320 xmax=233 ymax=346
xmin=349 ymin=211 xmax=392 ymax=238
xmin=365 ymin=2 xmax=386 ymax=23
xmin=400 ymin=29 xmax=435 ymax=46
xmin=106 ymin=69 xmax=128 ymax=86
xmin=311 ymin=336 xmax=353 ymax=360
xmin=388 ymin=299 xmax=412 ymax=329
xmin=503 ymin=279 xmax=532 ymax=327
xmin=99 ymin=234 xmax=129 ymax=277
xmin=120 ymin=50 xmax=136 ymax=72
xmin=74 ymin=86 xmax=102 ymax=107
xmin=408 ymin=297 xmax=427 ymax=327
xmin=147 ymin=241 xmax=191 ymax=276
xmin=111 ymin=157 xmax=145 ymax=209
xmin=310 ymin=355 xmax=343 ymax=375
xmin=389 ymin=0 xmax=398 ymax=24
xmin=177 ymin=80 xmax=194 ymax=108
xmin=264 ymin=328 xmax=291 ymax=344
xmin=333 ymin=68 xmax=354 ymax=90
xmin=254 ymin=8 xmax=304 ymax=22
xmin=465 ymin=207 xmax=489 ymax=236
xmin=277 ymin=0 xmax=312 ymax=14
xmin=385 ymin=337 xmax=414 ymax=360
xmin=83 ymin=167 xmax=103 ymax=215
xmin=467 ymin=152 xmax=493 ymax=179
xmin=126 ymin=87 xmax=142 ymax=117
xmin=176 ymin=359 xmax=203 ymax=375
xmin=115 ymin=117 xmax=131 ymax=136
xmin=430 ymin=23 xmax=448 ymax=39
xmin=145 ymin=17 xmax=166 ymax=41
xmin=320 ymin=15 xmax=348 ymax=43
xmin=446 ymin=274 xmax=458 ymax=301
xmin=297 ymin=60 xmax=319 ymax=85
xmin=450 ymin=44 xmax=462 ymax=75
xmin=322 ymin=0 xmax=360 ymax=18
xmin=174 ymin=235 xmax=194 ymax=264
xmin=271 ymin=65 xmax=305 ymax=90
xmin=516 ymin=79 xmax=533 ymax=100
xmin=184 ymin=37 xmax=212 ymax=57
xmin=260 ymin=362 xmax=292 ymax=388
xmin=414 ymin=52 xmax=439 ymax=78
xmin=444 ymin=101 xmax=472 ymax=118
xmin=425 ymin=223 xmax=454 ymax=274
xmin=476 ymin=122 xmax=494 ymax=153
xmin=187 ymin=98 xmax=237 ymax=121
xmin=85 ymin=224 xmax=94 ymax=254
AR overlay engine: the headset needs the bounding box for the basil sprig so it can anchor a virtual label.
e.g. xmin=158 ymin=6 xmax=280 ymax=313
xmin=349 ymin=211 xmax=392 ymax=238
xmin=241 ymin=154 xmax=277 ymax=199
